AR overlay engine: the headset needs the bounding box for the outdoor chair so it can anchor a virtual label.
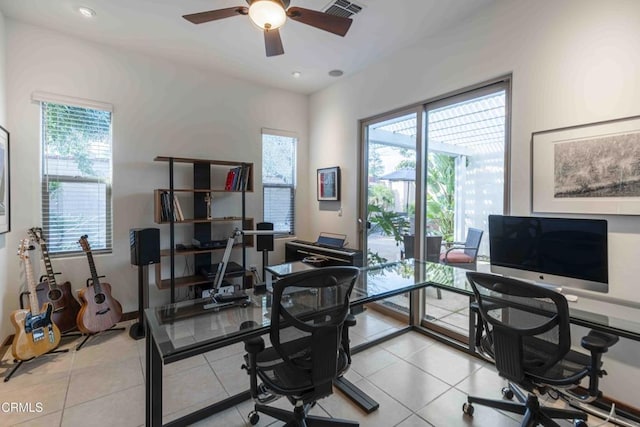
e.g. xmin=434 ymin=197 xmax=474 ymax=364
xmin=440 ymin=227 xmax=483 ymax=268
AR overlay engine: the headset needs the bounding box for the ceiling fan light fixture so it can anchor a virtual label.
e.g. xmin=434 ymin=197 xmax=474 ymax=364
xmin=248 ymin=0 xmax=287 ymax=30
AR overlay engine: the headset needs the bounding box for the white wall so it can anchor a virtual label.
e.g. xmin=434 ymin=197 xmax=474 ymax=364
xmin=1 ymin=20 xmax=309 ymax=339
xmin=309 ymin=0 xmax=640 ymax=405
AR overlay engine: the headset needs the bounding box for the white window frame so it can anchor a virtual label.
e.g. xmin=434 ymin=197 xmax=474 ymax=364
xmin=261 ymin=128 xmax=297 ymax=236
xmin=34 ymin=92 xmax=114 ymax=257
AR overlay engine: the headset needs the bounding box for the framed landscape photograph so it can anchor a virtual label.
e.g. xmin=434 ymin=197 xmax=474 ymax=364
xmin=0 ymin=125 xmax=9 ymax=234
xmin=317 ymin=166 xmax=340 ymax=201
xmin=532 ymin=115 xmax=640 ymax=215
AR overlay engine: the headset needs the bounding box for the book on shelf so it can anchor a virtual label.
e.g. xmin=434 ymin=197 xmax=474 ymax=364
xmin=173 ymin=194 xmax=184 ymax=221
xmin=160 ymin=191 xmax=184 ymax=222
xmin=230 ymin=167 xmax=238 ymax=191
xmin=224 ymin=168 xmax=236 ymax=191
xmin=224 ymin=165 xmax=250 ymax=191
xmin=160 ymin=191 xmax=170 ymax=222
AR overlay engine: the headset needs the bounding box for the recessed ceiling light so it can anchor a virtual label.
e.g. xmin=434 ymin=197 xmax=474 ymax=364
xmin=78 ymin=7 xmax=96 ymax=18
xmin=292 ymin=71 xmax=302 ymax=78
xmin=328 ymin=69 xmax=344 ymax=77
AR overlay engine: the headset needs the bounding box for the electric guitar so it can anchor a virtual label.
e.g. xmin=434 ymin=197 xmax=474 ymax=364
xmin=28 ymin=227 xmax=81 ymax=333
xmin=76 ymin=235 xmax=123 ymax=334
xmin=11 ymin=239 xmax=61 ymax=360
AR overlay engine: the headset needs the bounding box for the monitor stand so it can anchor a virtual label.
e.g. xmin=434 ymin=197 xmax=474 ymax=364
xmin=203 ymin=236 xmax=250 ymax=310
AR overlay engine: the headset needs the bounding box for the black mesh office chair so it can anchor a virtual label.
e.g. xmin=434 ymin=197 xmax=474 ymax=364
xmin=242 ymin=267 xmax=360 ymax=427
xmin=464 ymin=272 xmax=618 ymax=427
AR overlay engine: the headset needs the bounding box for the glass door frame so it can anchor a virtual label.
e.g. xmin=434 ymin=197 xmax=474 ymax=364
xmin=358 ymin=106 xmax=426 ymax=263
xmin=358 ymin=74 xmax=513 ymax=340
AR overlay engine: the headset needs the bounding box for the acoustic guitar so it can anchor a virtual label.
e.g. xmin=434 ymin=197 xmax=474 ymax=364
xmin=11 ymin=239 xmax=61 ymax=360
xmin=28 ymin=227 xmax=81 ymax=333
xmin=76 ymin=235 xmax=123 ymax=334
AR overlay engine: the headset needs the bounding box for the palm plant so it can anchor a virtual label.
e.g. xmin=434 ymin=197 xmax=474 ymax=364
xmin=426 ymin=153 xmax=455 ymax=243
xmin=367 ymin=204 xmax=410 ymax=246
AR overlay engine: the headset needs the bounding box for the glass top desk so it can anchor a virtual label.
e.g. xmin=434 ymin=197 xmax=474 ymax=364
xmin=421 ymin=262 xmax=640 ymax=343
xmin=145 ymin=259 xmax=439 ymax=427
xmin=145 ymin=260 xmax=640 ymax=426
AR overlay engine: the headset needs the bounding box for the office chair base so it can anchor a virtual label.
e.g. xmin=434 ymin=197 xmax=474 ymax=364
xmin=465 ymin=384 xmax=588 ymax=427
xmin=251 ymin=402 xmax=359 ymax=427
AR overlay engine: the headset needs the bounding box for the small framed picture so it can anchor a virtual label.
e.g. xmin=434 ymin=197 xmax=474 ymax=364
xmin=317 ymin=166 xmax=340 ymax=201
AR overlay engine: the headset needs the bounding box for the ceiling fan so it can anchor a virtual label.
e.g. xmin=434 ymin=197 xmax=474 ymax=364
xmin=183 ymin=0 xmax=353 ymax=57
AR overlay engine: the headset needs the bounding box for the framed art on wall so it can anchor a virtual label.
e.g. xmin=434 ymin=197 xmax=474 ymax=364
xmin=0 ymin=125 xmax=9 ymax=234
xmin=532 ymin=115 xmax=640 ymax=215
xmin=317 ymin=166 xmax=340 ymax=201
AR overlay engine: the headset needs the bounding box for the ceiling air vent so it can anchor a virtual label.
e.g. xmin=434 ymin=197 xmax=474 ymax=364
xmin=323 ymin=0 xmax=364 ymax=19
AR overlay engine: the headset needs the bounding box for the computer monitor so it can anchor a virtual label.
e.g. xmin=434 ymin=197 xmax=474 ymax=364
xmin=488 ymin=215 xmax=608 ymax=293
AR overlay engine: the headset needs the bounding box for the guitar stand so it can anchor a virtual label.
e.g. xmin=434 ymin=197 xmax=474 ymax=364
xmin=76 ymin=276 xmax=126 ymax=351
xmin=8 ymin=289 xmax=74 ymax=382
xmin=76 ymin=326 xmax=126 ymax=351
xmin=4 ymin=348 xmax=70 ymax=383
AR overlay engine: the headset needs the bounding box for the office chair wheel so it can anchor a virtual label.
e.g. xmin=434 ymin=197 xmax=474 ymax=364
xmin=501 ymin=386 xmax=514 ymax=400
xmin=248 ymin=411 xmax=259 ymax=425
xmin=573 ymin=420 xmax=588 ymax=427
xmin=462 ymin=402 xmax=474 ymax=416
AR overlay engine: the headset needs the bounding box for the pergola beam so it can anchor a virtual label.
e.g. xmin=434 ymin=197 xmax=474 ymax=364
xmin=369 ymin=128 xmax=470 ymax=156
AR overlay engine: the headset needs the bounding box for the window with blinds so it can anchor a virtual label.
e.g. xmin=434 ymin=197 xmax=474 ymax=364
xmin=262 ymin=131 xmax=296 ymax=235
xmin=41 ymin=101 xmax=112 ymax=256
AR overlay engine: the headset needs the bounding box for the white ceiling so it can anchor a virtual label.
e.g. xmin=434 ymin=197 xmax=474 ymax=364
xmin=0 ymin=0 xmax=494 ymax=94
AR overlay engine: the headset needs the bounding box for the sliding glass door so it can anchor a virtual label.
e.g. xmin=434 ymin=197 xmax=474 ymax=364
xmin=358 ymin=77 xmax=510 ymax=337
xmin=422 ymin=81 xmax=509 ymax=339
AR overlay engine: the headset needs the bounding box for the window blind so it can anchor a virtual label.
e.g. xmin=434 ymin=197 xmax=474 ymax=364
xmin=41 ymin=102 xmax=112 ymax=256
xmin=262 ymin=132 xmax=296 ymax=234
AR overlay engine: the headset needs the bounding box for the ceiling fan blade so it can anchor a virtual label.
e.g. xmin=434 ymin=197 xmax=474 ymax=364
xmin=286 ymin=7 xmax=352 ymax=37
xmin=264 ymin=28 xmax=285 ymax=57
xmin=183 ymin=7 xmax=248 ymax=24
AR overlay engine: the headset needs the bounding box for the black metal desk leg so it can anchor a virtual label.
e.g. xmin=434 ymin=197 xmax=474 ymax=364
xmin=147 ymin=322 xmax=163 ymax=426
xmin=468 ymin=297 xmax=477 ymax=352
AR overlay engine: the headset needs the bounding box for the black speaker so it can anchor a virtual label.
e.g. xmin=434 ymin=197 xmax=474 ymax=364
xmin=256 ymin=222 xmax=274 ymax=252
xmin=130 ymin=228 xmax=160 ymax=266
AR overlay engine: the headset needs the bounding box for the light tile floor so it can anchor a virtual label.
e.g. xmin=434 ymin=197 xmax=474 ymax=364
xmin=0 ymin=311 xmax=616 ymax=427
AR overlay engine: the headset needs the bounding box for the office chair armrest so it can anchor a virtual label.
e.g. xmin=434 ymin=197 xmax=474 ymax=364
xmin=344 ymin=313 xmax=356 ymax=328
xmin=342 ymin=314 xmax=357 ymax=366
xmin=574 ymin=330 xmax=619 ymax=400
xmin=581 ymin=330 xmax=619 ymax=354
xmin=240 ymin=321 xmax=265 ymax=354
xmin=241 ymin=330 xmax=266 ymax=401
xmin=244 ymin=337 xmax=265 ymax=354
